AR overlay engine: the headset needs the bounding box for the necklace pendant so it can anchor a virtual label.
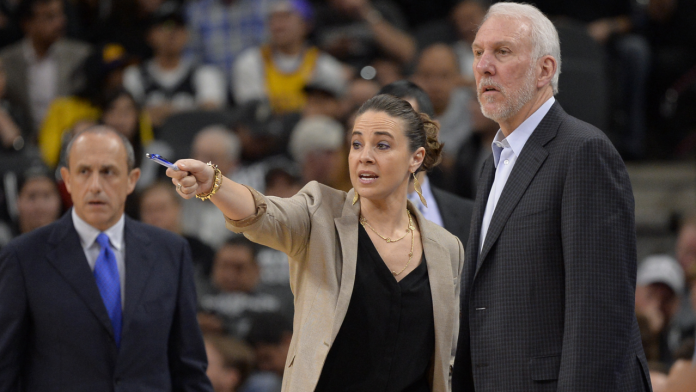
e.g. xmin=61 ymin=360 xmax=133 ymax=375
xmin=386 ymin=238 xmax=391 ymax=243
xmin=391 ymin=270 xmax=396 ymax=275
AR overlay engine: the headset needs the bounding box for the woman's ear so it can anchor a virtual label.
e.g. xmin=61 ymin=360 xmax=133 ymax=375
xmin=410 ymin=147 xmax=426 ymax=172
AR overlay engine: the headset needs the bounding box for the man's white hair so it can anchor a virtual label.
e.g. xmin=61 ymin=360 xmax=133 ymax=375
xmin=483 ymin=2 xmax=561 ymax=94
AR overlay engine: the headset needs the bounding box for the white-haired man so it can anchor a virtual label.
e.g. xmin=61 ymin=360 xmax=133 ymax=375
xmin=452 ymin=3 xmax=651 ymax=391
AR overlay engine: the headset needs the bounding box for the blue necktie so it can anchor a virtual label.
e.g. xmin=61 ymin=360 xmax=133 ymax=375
xmin=94 ymin=233 xmax=122 ymax=348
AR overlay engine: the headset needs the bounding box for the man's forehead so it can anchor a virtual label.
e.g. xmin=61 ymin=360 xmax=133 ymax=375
xmin=69 ymin=133 xmax=128 ymax=168
xmin=474 ymin=15 xmax=531 ymax=45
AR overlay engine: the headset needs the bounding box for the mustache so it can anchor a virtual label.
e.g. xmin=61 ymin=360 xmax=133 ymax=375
xmin=477 ymin=78 xmax=505 ymax=95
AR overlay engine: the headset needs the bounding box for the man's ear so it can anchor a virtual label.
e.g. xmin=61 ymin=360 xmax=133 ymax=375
xmin=127 ymin=168 xmax=141 ymax=195
xmin=60 ymin=166 xmax=72 ymax=194
xmin=537 ymin=55 xmax=557 ymax=89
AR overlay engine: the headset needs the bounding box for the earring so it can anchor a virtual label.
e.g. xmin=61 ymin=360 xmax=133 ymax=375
xmin=352 ymin=192 xmax=359 ymax=205
xmin=413 ymin=172 xmax=428 ymax=207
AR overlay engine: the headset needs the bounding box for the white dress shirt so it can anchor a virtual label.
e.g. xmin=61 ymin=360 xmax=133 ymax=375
xmin=408 ymin=174 xmax=444 ymax=228
xmin=479 ymin=97 xmax=555 ymax=253
xmin=72 ymin=209 xmax=126 ymax=306
xmin=23 ymin=39 xmax=58 ymax=130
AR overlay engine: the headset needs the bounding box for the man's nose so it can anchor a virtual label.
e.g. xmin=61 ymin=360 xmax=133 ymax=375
xmin=88 ymin=172 xmax=102 ymax=193
xmin=475 ymin=52 xmax=496 ymax=76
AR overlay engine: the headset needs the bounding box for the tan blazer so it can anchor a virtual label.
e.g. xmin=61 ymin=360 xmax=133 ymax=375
xmin=226 ymin=181 xmax=464 ymax=392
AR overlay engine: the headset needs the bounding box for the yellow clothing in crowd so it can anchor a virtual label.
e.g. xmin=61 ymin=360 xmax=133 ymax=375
xmin=39 ymin=96 xmax=154 ymax=168
xmin=261 ymin=45 xmax=319 ymax=114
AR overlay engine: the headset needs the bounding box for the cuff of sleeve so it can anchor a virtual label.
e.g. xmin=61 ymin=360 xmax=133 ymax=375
xmin=224 ymin=185 xmax=267 ymax=229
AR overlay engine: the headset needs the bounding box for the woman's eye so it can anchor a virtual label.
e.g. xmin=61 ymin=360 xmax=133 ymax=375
xmin=377 ymin=143 xmax=390 ymax=150
xmin=352 ymin=141 xmax=361 ymax=149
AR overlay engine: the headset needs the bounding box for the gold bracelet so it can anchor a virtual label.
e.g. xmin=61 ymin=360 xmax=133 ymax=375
xmin=196 ymin=162 xmax=222 ymax=201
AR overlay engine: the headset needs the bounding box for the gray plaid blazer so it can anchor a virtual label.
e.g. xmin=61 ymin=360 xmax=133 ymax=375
xmin=452 ymin=102 xmax=652 ymax=391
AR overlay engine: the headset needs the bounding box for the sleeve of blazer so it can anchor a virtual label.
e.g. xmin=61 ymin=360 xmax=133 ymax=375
xmin=168 ymin=240 xmax=214 ymax=392
xmin=225 ymin=184 xmax=315 ymax=258
xmin=557 ymin=136 xmax=637 ymax=391
xmin=0 ymin=245 xmax=27 ymax=391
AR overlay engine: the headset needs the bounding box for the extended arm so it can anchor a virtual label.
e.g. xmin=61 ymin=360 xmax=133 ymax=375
xmin=557 ymin=137 xmax=637 ymax=390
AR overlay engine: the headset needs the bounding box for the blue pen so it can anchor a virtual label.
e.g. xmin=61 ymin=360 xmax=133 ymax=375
xmin=146 ymin=153 xmax=180 ymax=171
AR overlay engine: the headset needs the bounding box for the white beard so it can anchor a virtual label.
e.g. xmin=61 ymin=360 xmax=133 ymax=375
xmin=478 ymin=66 xmax=537 ymax=122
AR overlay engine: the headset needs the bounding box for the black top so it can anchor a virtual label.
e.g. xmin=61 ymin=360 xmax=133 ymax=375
xmin=315 ymin=225 xmax=435 ymax=392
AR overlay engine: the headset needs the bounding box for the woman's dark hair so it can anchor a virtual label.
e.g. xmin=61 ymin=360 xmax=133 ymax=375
xmin=357 ymin=94 xmax=443 ymax=173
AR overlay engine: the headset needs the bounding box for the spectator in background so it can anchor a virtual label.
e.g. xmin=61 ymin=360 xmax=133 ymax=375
xmin=412 ymin=43 xmax=472 ymax=157
xmin=99 ymin=89 xmax=153 ymax=170
xmin=673 ymin=214 xmax=696 ymax=342
xmin=523 ymin=0 xmax=651 ymax=159
xmin=181 ymin=125 xmax=242 ymax=249
xmin=139 ymin=181 xmax=216 ymax=287
xmin=232 ymin=0 xmax=346 ymax=115
xmin=0 ymin=164 xmax=62 ymax=246
xmin=198 ymin=237 xmax=293 ymax=340
xmin=288 ymin=115 xmax=345 ymax=189
xmin=38 ymin=43 xmax=149 ymax=168
xmin=313 ymin=0 xmax=415 ymax=70
xmin=301 ymin=82 xmax=343 ymax=121
xmin=635 ymin=255 xmax=684 ymax=367
xmin=92 ymin=0 xmax=169 ymax=61
xmin=123 ymin=4 xmax=226 ymax=128
xmin=205 ymin=333 xmax=255 ymax=392
xmin=450 ymin=0 xmax=486 ymax=87
xmin=341 ymin=77 xmax=380 ymax=129
xmin=239 ymin=312 xmax=293 ymax=392
xmin=0 ymin=0 xmax=90 ymax=135
xmin=0 ymin=57 xmax=29 ymax=151
xmin=186 ymin=0 xmax=275 ymax=83
xmin=450 ymin=95 xmax=498 ymax=199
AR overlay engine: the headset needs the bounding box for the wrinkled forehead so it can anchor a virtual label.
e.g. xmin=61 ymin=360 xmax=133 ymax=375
xmin=68 ymin=132 xmax=128 ymax=168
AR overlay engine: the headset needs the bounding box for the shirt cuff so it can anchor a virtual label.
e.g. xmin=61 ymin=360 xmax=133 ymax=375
xmin=224 ymin=185 xmax=267 ymax=229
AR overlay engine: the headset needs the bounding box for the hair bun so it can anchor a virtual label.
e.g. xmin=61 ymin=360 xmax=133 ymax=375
xmin=418 ymin=112 xmax=443 ymax=172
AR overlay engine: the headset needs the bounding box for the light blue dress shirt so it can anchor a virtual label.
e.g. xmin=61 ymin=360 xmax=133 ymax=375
xmin=479 ymin=97 xmax=555 ymax=253
xmin=408 ymin=175 xmax=444 ymax=228
xmin=72 ymin=209 xmax=126 ymax=305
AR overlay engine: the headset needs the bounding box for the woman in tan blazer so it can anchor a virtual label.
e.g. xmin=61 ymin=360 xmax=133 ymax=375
xmin=168 ymin=94 xmax=464 ymax=392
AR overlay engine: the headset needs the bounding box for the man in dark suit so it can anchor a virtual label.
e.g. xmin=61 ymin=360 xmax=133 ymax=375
xmin=452 ymin=3 xmax=651 ymax=391
xmin=378 ymin=80 xmax=475 ymax=248
xmin=0 ymin=126 xmax=213 ymax=391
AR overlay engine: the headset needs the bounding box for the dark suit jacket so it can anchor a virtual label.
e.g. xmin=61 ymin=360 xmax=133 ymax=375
xmin=431 ymin=186 xmax=474 ymax=251
xmin=0 ymin=212 xmax=213 ymax=392
xmin=452 ymin=103 xmax=651 ymax=391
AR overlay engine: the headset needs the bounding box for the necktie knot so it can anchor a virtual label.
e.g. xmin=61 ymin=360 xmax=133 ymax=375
xmin=96 ymin=232 xmax=110 ymax=249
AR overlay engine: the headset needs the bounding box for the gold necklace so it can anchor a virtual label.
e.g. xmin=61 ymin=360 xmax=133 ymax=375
xmin=360 ymin=210 xmax=416 ymax=276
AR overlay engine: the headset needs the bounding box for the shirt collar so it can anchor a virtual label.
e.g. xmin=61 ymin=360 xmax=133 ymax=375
xmin=491 ymin=96 xmax=555 ymax=168
xmin=71 ymin=208 xmax=125 ymax=251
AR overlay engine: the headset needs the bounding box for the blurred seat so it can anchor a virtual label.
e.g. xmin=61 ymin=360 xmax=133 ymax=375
xmin=553 ymin=19 xmax=610 ymax=134
xmin=157 ymin=110 xmax=234 ymax=160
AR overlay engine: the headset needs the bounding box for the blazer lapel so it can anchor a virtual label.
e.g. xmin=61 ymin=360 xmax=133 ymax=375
xmin=121 ymin=218 xmax=156 ymax=339
xmin=467 ymin=157 xmax=495 ymax=279
xmin=46 ymin=213 xmax=114 ymax=337
xmin=475 ymin=103 xmax=564 ymax=277
xmin=330 ymin=188 xmax=360 ymax=341
xmin=415 ymin=205 xmax=455 ymax=348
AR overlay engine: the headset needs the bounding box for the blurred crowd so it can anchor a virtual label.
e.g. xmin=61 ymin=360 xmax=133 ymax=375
xmin=0 ymin=0 xmax=695 ymax=391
